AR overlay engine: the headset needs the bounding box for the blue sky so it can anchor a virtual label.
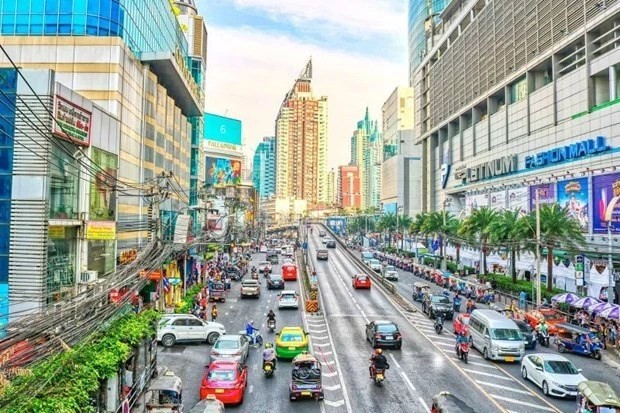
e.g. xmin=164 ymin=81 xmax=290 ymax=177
xmin=195 ymin=0 xmax=408 ymax=169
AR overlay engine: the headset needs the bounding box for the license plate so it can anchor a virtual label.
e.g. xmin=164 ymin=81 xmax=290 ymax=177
xmin=288 ymin=347 xmax=296 ymax=350
xmin=384 ymin=335 xmax=393 ymax=340
xmin=215 ymin=389 xmax=224 ymax=393
xmin=377 ymin=374 xmax=384 ymax=380
xmin=301 ymin=391 xmax=311 ymax=396
xmin=504 ymin=356 xmax=515 ymax=362
xmin=265 ymin=365 xmax=272 ymax=371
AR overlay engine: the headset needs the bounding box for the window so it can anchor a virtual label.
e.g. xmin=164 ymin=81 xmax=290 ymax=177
xmin=171 ymin=319 xmax=187 ymax=326
xmin=187 ymin=318 xmax=203 ymax=327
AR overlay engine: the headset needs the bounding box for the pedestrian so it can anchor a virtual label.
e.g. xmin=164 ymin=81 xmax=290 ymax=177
xmin=211 ymin=304 xmax=218 ymax=322
xmin=610 ymin=322 xmax=618 ymax=347
xmin=519 ymin=290 xmax=527 ymax=310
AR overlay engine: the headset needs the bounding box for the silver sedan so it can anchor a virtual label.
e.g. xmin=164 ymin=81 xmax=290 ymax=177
xmin=209 ymin=334 xmax=250 ymax=365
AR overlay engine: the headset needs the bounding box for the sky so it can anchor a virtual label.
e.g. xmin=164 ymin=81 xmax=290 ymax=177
xmin=195 ymin=0 xmax=409 ymax=170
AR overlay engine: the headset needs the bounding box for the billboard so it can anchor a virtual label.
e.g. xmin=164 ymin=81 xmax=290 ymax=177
xmin=205 ymin=157 xmax=242 ymax=187
xmin=557 ymin=177 xmax=589 ymax=231
xmin=529 ymin=183 xmax=555 ymax=211
xmin=593 ymin=172 xmax=620 ymax=234
xmin=53 ymin=96 xmax=91 ymax=146
xmin=465 ymin=192 xmax=489 ymax=215
xmin=507 ymin=186 xmax=529 ymax=214
xmin=204 ymin=113 xmax=242 ymax=145
xmin=489 ymin=190 xmax=506 ymax=211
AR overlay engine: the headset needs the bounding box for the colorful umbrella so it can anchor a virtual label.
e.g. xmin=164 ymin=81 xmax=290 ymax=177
xmin=599 ymin=305 xmax=620 ymax=320
xmin=587 ymin=302 xmax=614 ymax=314
xmin=571 ymin=297 xmax=601 ymax=309
xmin=551 ymin=292 xmax=579 ymax=304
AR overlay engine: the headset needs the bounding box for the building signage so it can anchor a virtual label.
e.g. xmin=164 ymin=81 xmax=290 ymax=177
xmin=53 ymin=96 xmax=91 ymax=145
xmin=204 ymin=139 xmax=241 ymax=152
xmin=454 ymin=165 xmax=467 ymax=180
xmin=524 ymin=136 xmax=609 ymax=169
xmin=86 ymin=221 xmax=116 ymax=240
xmin=466 ymin=155 xmax=518 ymax=183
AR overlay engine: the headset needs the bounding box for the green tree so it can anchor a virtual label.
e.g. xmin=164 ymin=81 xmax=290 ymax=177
xmin=458 ymin=206 xmax=498 ymax=275
xmin=527 ymin=203 xmax=586 ymax=291
xmin=409 ymin=213 xmax=429 ymax=256
xmin=377 ymin=213 xmax=397 ymax=247
xmin=420 ymin=211 xmax=457 ymax=261
xmin=445 ymin=217 xmax=463 ymax=264
xmin=489 ymin=208 xmax=530 ymax=283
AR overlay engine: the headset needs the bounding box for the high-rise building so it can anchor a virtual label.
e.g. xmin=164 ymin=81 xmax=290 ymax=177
xmin=325 ymin=169 xmax=336 ymax=206
xmin=275 ymin=59 xmax=328 ymax=208
xmin=408 ymin=0 xmax=449 ymax=82
xmin=253 ymin=137 xmax=277 ymax=199
xmin=0 ymin=0 xmax=207 ymax=311
xmin=380 ymin=86 xmax=422 ymax=217
xmin=350 ymin=108 xmax=381 ymax=210
xmin=338 ymin=166 xmax=361 ymax=210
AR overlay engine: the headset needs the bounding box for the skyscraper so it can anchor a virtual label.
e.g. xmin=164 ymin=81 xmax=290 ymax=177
xmin=350 ymin=108 xmax=381 ymax=210
xmin=253 ymin=137 xmax=277 ymax=199
xmin=338 ymin=165 xmax=361 ymax=210
xmin=275 ymin=59 xmax=328 ymax=208
xmin=408 ymin=0 xmax=449 ymax=80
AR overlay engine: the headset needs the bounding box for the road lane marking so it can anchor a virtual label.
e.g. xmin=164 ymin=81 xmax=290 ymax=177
xmin=400 ymin=371 xmax=417 ymax=392
xmin=418 ymin=397 xmax=430 ymax=413
xmin=312 ymin=335 xmax=329 ymax=340
xmin=249 ymin=385 xmax=254 ymax=393
xmin=312 ymin=341 xmax=331 ymax=346
xmin=323 ymin=384 xmax=341 ymax=391
xmin=430 ymin=336 xmax=456 ymax=343
xmin=490 ymin=395 xmax=557 ymax=411
xmin=452 ymin=360 xmax=497 ymax=369
xmin=434 ymin=341 xmax=456 ymax=347
xmin=308 ymin=328 xmax=327 ymax=334
xmin=323 ymin=371 xmax=338 ymax=377
xmin=323 ymin=400 xmax=345 ymax=407
xmin=462 ymin=369 xmax=514 ymax=381
xmin=475 ymin=381 xmax=533 ymax=394
xmin=389 ymin=353 xmax=402 ymax=369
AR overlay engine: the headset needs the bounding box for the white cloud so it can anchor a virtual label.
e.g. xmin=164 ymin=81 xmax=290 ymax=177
xmin=231 ymin=0 xmax=406 ymax=38
xmin=204 ymin=25 xmax=407 ymax=170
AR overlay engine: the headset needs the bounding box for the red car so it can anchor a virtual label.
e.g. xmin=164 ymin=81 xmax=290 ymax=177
xmin=200 ymin=360 xmax=247 ymax=405
xmin=453 ymin=313 xmax=470 ymax=335
xmin=524 ymin=309 xmax=567 ymax=335
xmin=353 ymin=274 xmax=371 ymax=289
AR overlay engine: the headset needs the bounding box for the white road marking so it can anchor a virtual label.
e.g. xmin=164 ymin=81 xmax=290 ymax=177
xmin=308 ymin=328 xmax=327 ymax=334
xmin=312 ymin=341 xmax=331 ymax=346
xmin=462 ymin=369 xmax=514 ymax=381
xmin=249 ymin=385 xmax=254 ymax=393
xmin=311 ymin=335 xmax=329 ymax=340
xmin=225 ymin=312 xmax=229 ymax=316
xmin=322 ymin=360 xmax=336 ymax=365
xmin=322 ymin=371 xmax=338 ymax=377
xmin=418 ymin=397 xmax=431 ymax=413
xmin=430 ymin=335 xmax=456 ymax=343
xmin=400 ymin=371 xmax=417 ymax=392
xmin=434 ymin=341 xmax=456 ymax=348
xmin=490 ymin=395 xmax=557 ymax=411
xmin=388 ymin=353 xmax=402 ymax=369
xmin=452 ymin=359 xmax=497 ymax=369
xmin=323 ymin=384 xmax=341 ymax=391
xmin=323 ymin=400 xmax=345 ymax=407
xmin=252 ymin=364 xmax=258 ymax=371
xmin=475 ymin=381 xmax=533 ymax=395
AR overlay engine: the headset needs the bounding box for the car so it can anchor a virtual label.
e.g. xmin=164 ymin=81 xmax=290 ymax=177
xmin=368 ymin=259 xmax=382 ymax=272
xmin=514 ymin=319 xmax=537 ymax=350
xmin=240 ymin=279 xmax=260 ymax=298
xmin=259 ymin=245 xmax=267 ymax=252
xmin=521 ymin=353 xmax=586 ymax=398
xmin=422 ymin=293 xmax=454 ymax=320
xmin=278 ymin=290 xmax=300 ymax=309
xmin=524 ymin=309 xmax=567 ymax=335
xmin=352 ymin=274 xmax=371 ymax=289
xmin=282 ymin=263 xmax=298 ymax=281
xmin=365 ymin=320 xmax=402 ymax=349
xmin=383 ymin=265 xmax=399 ymax=281
xmin=322 ymin=237 xmax=330 ymax=244
xmin=319 ymin=230 xmax=326 ymax=237
xmin=282 ymin=258 xmax=295 ymax=265
xmin=275 ymin=326 xmax=309 ymax=359
xmin=326 ymin=240 xmax=336 ymax=248
xmin=316 ymin=249 xmax=329 ymax=260
xmin=257 ymin=261 xmax=272 ymax=273
xmin=200 ymin=360 xmax=248 ymax=405
xmin=210 ymin=334 xmax=250 ymax=365
xmin=361 ymin=251 xmax=374 ymax=264
xmin=158 ymin=314 xmax=226 ymax=347
xmin=267 ymin=273 xmax=285 ymax=290
xmin=452 ymin=313 xmax=470 ymax=335
xmin=224 ymin=266 xmax=243 ymax=281
xmin=189 ymin=395 xmax=225 ymax=413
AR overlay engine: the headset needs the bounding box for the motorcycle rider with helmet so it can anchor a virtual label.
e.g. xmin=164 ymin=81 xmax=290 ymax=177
xmin=369 ymin=348 xmax=389 ymax=379
xmin=262 ymin=342 xmax=277 ymax=371
xmin=246 ymin=320 xmax=260 ymax=345
xmin=266 ymin=309 xmax=276 ymax=329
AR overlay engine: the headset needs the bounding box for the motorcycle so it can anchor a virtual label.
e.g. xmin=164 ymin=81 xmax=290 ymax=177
xmin=453 ymin=298 xmax=462 ymax=313
xmin=434 ymin=316 xmax=444 ymax=334
xmin=263 ymin=360 xmax=275 ymax=378
xmin=456 ymin=341 xmax=470 ymax=363
xmin=537 ymin=329 xmax=550 ymax=347
xmin=268 ymin=319 xmax=276 ymax=333
xmin=371 ymin=365 xmax=389 ymax=387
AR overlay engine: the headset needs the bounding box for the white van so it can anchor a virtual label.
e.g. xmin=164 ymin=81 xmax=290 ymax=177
xmin=468 ymin=309 xmax=525 ymax=362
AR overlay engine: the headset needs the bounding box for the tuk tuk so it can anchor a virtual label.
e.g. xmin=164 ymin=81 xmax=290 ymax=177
xmin=209 ymin=282 xmax=226 ymax=303
xmin=289 ymin=352 xmax=324 ymax=401
xmin=189 ymin=395 xmax=225 ymax=413
xmin=413 ymin=282 xmax=430 ymax=301
xmin=146 ymin=370 xmax=184 ymax=413
xmin=555 ymin=323 xmax=603 ymax=360
xmin=576 ymin=381 xmax=620 ymax=413
xmin=430 ymin=391 xmax=476 ymax=413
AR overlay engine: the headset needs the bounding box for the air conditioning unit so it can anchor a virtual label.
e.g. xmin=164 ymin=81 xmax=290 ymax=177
xmin=79 ymin=271 xmax=98 ymax=284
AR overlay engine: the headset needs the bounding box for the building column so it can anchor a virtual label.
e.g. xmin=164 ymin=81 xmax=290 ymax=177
xmin=610 ymin=65 xmax=617 ymax=101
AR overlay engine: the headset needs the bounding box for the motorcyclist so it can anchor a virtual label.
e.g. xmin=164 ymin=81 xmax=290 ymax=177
xmin=246 ymin=320 xmax=260 ymax=344
xmin=266 ymin=310 xmax=276 ymax=327
xmin=369 ymin=348 xmax=388 ymax=378
xmin=537 ymin=319 xmax=549 ymax=335
xmin=251 ymin=266 xmax=257 ymax=273
xmin=262 ymin=342 xmax=277 ymax=371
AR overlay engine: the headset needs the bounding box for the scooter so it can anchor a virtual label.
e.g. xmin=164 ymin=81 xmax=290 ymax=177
xmin=453 ymin=298 xmax=462 ymax=313
xmin=263 ymin=360 xmax=275 ymax=378
xmin=268 ymin=319 xmax=276 ymax=333
xmin=434 ymin=316 xmax=444 ymax=334
xmin=537 ymin=330 xmax=550 ymax=347
xmin=371 ymin=365 xmax=389 ymax=387
xmin=456 ymin=341 xmax=470 ymax=363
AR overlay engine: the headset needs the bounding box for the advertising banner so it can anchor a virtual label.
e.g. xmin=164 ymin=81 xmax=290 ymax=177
xmin=593 ymin=172 xmax=620 ymax=234
xmin=173 ymin=215 xmax=191 ymax=244
xmin=86 ymin=221 xmax=116 ymax=240
xmin=90 ymin=148 xmax=117 ymax=220
xmin=465 ymin=192 xmax=489 ymax=215
xmin=557 ymin=177 xmax=589 ymax=231
xmin=203 ymin=113 xmax=242 ymax=145
xmin=489 ymin=190 xmax=506 ymax=211
xmin=205 ymin=157 xmax=242 ymax=187
xmin=53 ymin=96 xmax=91 ymax=145
xmin=507 ymin=186 xmax=529 ymax=213
xmin=529 ymin=183 xmax=556 ymax=211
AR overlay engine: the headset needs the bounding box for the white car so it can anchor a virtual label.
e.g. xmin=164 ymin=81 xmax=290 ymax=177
xmin=157 ymin=314 xmax=226 ymax=347
xmin=384 ymin=265 xmax=399 ymax=281
xmin=369 ymin=259 xmax=382 ymax=272
xmin=521 ymin=353 xmax=586 ymax=398
xmin=278 ymin=290 xmax=300 ymax=309
xmin=258 ymin=261 xmax=272 ymax=273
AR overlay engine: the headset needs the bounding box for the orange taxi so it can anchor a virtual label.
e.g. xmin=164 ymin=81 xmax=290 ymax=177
xmin=524 ymin=309 xmax=567 ymax=335
xmin=353 ymin=274 xmax=371 ymax=289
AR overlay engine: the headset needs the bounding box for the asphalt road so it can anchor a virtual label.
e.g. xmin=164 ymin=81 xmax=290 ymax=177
xmin=157 ymin=254 xmax=320 ymax=413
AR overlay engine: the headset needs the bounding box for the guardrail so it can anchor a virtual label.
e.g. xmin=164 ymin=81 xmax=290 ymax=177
xmin=298 ymin=227 xmax=320 ymax=313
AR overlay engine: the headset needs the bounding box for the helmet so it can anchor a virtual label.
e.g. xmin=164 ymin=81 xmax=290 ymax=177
xmin=375 ymin=348 xmax=383 ymax=355
xmin=265 ymin=342 xmax=272 ymax=348
xmin=249 ymin=320 xmax=254 ymax=325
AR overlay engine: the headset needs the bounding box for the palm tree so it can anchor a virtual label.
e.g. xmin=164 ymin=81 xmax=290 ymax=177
xmin=445 ymin=218 xmax=463 ymax=264
xmin=527 ymin=203 xmax=585 ymax=291
xmin=489 ymin=209 xmax=529 ymax=283
xmin=409 ymin=213 xmax=428 ymax=257
xmin=395 ymin=214 xmax=412 ymax=250
xmin=376 ymin=213 xmax=397 ymax=247
xmin=458 ymin=206 xmax=498 ymax=275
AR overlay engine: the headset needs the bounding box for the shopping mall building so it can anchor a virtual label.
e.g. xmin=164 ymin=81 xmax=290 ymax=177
xmin=412 ymin=0 xmax=620 ymax=293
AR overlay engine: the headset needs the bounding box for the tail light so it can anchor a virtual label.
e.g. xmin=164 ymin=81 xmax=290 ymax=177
xmin=234 ymin=351 xmax=242 ymax=356
xmin=375 ymin=333 xmax=381 ymax=338
xmin=211 ymin=350 xmax=220 ymax=356
xmin=395 ymin=333 xmax=402 ymax=339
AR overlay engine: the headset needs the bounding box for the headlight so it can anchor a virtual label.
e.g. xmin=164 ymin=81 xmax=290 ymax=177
xmin=491 ymin=345 xmax=499 ymax=351
xmin=519 ymin=344 xmax=525 ymax=351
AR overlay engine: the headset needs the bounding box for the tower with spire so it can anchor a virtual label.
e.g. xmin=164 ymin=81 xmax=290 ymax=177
xmin=349 ymin=108 xmax=381 ymax=210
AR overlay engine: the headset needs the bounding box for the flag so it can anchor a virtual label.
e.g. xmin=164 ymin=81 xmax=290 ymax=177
xmin=163 ymin=277 xmax=170 ymax=293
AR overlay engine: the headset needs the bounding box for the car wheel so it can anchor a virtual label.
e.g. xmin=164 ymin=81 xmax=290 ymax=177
xmin=161 ymin=334 xmax=176 ymax=347
xmin=542 ymin=381 xmax=549 ymax=396
xmin=483 ymin=348 xmax=489 ymax=360
xmin=207 ymin=332 xmax=220 ymax=345
xmin=521 ymin=366 xmax=528 ymax=380
xmin=396 ymin=343 xmax=402 ymax=350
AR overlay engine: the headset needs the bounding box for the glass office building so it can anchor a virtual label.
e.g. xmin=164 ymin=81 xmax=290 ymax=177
xmin=408 ymin=0 xmax=449 ymax=77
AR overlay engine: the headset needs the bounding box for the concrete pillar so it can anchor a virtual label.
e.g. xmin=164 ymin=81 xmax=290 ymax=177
xmin=610 ymin=65 xmax=617 ymax=101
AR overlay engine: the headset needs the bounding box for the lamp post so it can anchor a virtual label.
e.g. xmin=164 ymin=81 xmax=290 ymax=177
xmin=535 ymin=188 xmax=542 ymax=309
xmin=608 ymin=221 xmax=614 ymax=303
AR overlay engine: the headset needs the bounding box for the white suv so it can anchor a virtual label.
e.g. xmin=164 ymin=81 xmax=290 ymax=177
xmin=158 ymin=314 xmax=226 ymax=347
xmin=278 ymin=290 xmax=300 ymax=309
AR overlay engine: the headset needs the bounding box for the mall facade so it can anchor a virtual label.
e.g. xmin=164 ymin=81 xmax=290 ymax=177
xmin=412 ymin=0 xmax=620 ymax=291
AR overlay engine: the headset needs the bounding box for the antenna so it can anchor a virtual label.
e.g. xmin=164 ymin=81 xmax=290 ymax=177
xmin=298 ymin=57 xmax=312 ymax=80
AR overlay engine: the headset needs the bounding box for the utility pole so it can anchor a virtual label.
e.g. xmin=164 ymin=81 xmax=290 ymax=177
xmin=535 ymin=188 xmax=542 ymax=309
xmin=442 ymin=200 xmax=447 ymax=272
xmin=608 ymin=221 xmax=614 ymax=303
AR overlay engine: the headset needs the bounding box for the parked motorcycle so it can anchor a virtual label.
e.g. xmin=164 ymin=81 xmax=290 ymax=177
xmin=434 ymin=316 xmax=444 ymax=334
xmin=456 ymin=341 xmax=470 ymax=364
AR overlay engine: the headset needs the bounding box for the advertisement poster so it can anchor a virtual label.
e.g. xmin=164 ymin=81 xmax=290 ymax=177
xmin=53 ymin=96 xmax=91 ymax=145
xmin=205 ymin=157 xmax=242 ymax=187
xmin=203 ymin=113 xmax=242 ymax=145
xmin=90 ymin=148 xmax=118 ymax=220
xmin=507 ymin=186 xmax=529 ymax=214
xmin=557 ymin=177 xmax=589 ymax=231
xmin=489 ymin=190 xmax=506 ymax=211
xmin=465 ymin=192 xmax=489 ymax=215
xmin=529 ymin=184 xmax=556 ymax=211
xmin=592 ymin=172 xmax=620 ymax=234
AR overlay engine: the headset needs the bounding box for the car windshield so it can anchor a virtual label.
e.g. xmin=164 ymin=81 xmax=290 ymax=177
xmin=259 ymin=261 xmax=269 ymax=266
xmin=214 ymin=339 xmax=240 ymax=350
xmin=544 ymin=360 xmax=579 ymax=375
xmin=489 ymin=328 xmax=523 ymax=341
xmin=357 ymin=276 xmax=367 ymax=281
xmin=208 ymin=370 xmax=235 ymax=381
xmin=242 ymin=281 xmax=258 ymax=287
xmin=281 ymin=294 xmax=296 ymax=300
xmin=376 ymin=324 xmax=397 ymax=333
xmin=386 ymin=266 xmax=395 ymax=271
xmin=370 ymin=260 xmax=380 ymax=265
xmin=431 ymin=296 xmax=450 ymax=304
xmin=281 ymin=334 xmax=303 ymax=342
xmin=270 ymin=275 xmax=283 ymax=281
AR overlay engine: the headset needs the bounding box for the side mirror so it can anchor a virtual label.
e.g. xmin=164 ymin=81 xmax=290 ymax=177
xmin=275 ymin=333 xmax=279 ymax=336
xmin=535 ymin=366 xmax=543 ymax=371
xmin=578 ymin=368 xmax=583 ymax=373
xmin=484 ymin=334 xmax=490 ymax=339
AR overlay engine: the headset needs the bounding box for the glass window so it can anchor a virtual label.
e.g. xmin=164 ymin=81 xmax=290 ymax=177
xmin=90 ymin=148 xmax=117 ymax=221
xmin=0 ymin=255 xmax=7 ymax=283
xmin=0 ymin=200 xmax=10 ymax=224
xmin=49 ymin=142 xmax=79 ymax=220
xmin=47 ymin=226 xmax=78 ymax=299
xmin=0 ymin=148 xmax=12 ymax=173
xmin=0 ymin=176 xmax=11 ymax=199
xmin=87 ymin=239 xmax=115 ymax=275
xmin=0 ymin=224 xmax=9 ymax=250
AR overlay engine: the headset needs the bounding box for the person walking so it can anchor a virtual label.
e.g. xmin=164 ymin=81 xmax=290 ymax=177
xmin=211 ymin=304 xmax=218 ymax=322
